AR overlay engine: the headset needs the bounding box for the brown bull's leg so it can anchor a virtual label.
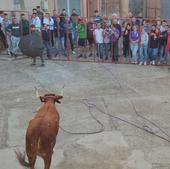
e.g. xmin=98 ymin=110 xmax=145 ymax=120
xmin=27 ymin=155 xmax=36 ymax=169
xmin=43 ymin=154 xmax=52 ymax=169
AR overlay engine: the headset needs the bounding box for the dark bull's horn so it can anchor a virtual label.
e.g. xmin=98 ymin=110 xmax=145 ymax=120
xmin=34 ymin=87 xmax=40 ymax=98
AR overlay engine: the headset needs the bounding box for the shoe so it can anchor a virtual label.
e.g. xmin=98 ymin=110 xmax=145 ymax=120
xmin=7 ymin=50 xmax=10 ymax=55
xmin=10 ymin=52 xmax=14 ymax=57
xmin=152 ymin=60 xmax=155 ymax=65
xmin=88 ymin=53 xmax=93 ymax=57
xmin=139 ymin=62 xmax=143 ymax=66
xmin=158 ymin=61 xmax=161 ymax=65
xmin=30 ymin=63 xmax=36 ymax=66
xmin=55 ymin=52 xmax=59 ymax=57
xmin=47 ymin=56 xmax=52 ymax=59
xmin=78 ymin=54 xmax=82 ymax=58
xmin=72 ymin=51 xmax=76 ymax=54
xmin=41 ymin=63 xmax=45 ymax=67
xmin=144 ymin=62 xmax=147 ymax=66
xmin=14 ymin=54 xmax=17 ymax=58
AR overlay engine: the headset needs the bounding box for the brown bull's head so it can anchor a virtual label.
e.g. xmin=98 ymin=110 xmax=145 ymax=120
xmin=35 ymin=87 xmax=63 ymax=104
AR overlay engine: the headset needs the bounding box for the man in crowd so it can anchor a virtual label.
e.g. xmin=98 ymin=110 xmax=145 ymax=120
xmin=29 ymin=24 xmax=45 ymax=66
xmin=41 ymin=23 xmax=52 ymax=60
xmin=2 ymin=13 xmax=11 ymax=55
xmin=36 ymin=5 xmax=44 ymax=21
xmin=6 ymin=17 xmax=21 ymax=58
xmin=20 ymin=13 xmax=30 ymax=36
xmin=31 ymin=12 xmax=41 ymax=32
xmin=71 ymin=9 xmax=79 ymax=43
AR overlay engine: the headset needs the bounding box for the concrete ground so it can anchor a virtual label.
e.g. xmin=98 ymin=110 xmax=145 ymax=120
xmin=0 ymin=55 xmax=170 ymax=169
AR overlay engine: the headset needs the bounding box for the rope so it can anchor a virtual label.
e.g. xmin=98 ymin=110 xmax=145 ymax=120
xmin=82 ymin=98 xmax=170 ymax=143
xmin=59 ymin=99 xmax=105 ymax=135
xmin=98 ymin=63 xmax=170 ymax=142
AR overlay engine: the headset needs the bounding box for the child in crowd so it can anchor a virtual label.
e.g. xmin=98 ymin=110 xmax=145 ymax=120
xmin=93 ymin=23 xmax=104 ymax=61
xmin=77 ymin=18 xmax=87 ymax=58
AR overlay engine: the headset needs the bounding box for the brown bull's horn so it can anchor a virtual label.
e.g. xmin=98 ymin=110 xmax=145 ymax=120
xmin=60 ymin=85 xmax=65 ymax=96
xmin=34 ymin=87 xmax=40 ymax=98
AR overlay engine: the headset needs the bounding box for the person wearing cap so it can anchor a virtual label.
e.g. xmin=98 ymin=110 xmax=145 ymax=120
xmin=20 ymin=13 xmax=29 ymax=36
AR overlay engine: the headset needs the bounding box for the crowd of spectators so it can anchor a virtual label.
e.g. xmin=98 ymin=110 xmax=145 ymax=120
xmin=0 ymin=6 xmax=170 ymax=66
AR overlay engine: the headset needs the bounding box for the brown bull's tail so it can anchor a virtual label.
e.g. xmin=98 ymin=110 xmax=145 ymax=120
xmin=15 ymin=150 xmax=31 ymax=168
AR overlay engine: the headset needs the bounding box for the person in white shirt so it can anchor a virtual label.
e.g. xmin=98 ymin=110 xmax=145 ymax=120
xmin=93 ymin=23 xmax=104 ymax=61
xmin=43 ymin=12 xmax=54 ymax=46
xmin=31 ymin=13 xmax=41 ymax=32
xmin=0 ymin=11 xmax=4 ymax=24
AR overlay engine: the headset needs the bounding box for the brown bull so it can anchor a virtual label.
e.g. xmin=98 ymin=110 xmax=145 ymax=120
xmin=15 ymin=88 xmax=63 ymax=169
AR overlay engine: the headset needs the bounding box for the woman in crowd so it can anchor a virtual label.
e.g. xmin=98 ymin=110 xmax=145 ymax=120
xmin=149 ymin=25 xmax=160 ymax=65
xmin=123 ymin=23 xmax=131 ymax=60
xmin=130 ymin=25 xmax=139 ymax=64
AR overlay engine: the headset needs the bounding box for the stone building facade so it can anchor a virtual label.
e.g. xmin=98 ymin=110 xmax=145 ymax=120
xmin=0 ymin=0 xmax=129 ymax=18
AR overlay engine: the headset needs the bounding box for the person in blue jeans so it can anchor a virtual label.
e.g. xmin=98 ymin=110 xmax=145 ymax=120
xmin=93 ymin=23 xmax=104 ymax=61
xmin=130 ymin=25 xmax=139 ymax=64
xmin=139 ymin=27 xmax=149 ymax=65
